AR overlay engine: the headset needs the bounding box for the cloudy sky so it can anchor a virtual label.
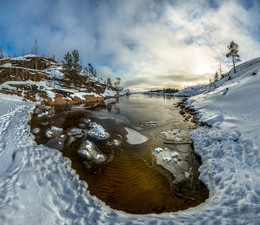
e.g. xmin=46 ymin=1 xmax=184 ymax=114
xmin=1 ymin=0 xmax=260 ymax=91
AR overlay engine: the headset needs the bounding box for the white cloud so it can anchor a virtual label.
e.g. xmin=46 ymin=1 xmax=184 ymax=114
xmin=1 ymin=0 xmax=260 ymax=91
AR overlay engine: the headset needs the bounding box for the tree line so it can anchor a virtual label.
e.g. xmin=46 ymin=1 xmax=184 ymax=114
xmin=61 ymin=49 xmax=121 ymax=90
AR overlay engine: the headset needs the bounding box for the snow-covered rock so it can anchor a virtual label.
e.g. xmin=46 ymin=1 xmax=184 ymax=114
xmin=78 ymin=140 xmax=107 ymax=164
xmin=45 ymin=126 xmax=63 ymax=138
xmin=87 ymin=122 xmax=110 ymax=140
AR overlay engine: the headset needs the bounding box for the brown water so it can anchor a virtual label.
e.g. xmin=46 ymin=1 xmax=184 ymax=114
xmin=29 ymin=94 xmax=208 ymax=214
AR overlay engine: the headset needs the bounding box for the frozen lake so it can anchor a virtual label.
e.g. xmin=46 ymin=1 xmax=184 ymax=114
xmin=29 ymin=94 xmax=208 ymax=214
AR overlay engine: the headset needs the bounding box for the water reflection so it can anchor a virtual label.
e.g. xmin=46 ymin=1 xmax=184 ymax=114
xmin=29 ymin=94 xmax=208 ymax=214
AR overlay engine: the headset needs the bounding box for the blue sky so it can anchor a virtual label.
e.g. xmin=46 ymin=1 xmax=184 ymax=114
xmin=1 ymin=0 xmax=260 ymax=91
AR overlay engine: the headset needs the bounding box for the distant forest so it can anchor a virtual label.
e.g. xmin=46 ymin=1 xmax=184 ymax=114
xmin=149 ymin=88 xmax=179 ymax=93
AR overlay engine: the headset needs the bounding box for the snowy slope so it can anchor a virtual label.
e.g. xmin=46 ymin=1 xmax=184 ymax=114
xmin=185 ymin=58 xmax=260 ymax=224
xmin=176 ymin=57 xmax=260 ymax=97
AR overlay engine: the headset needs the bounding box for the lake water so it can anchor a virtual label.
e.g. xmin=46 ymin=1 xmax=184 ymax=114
xmin=29 ymin=94 xmax=208 ymax=214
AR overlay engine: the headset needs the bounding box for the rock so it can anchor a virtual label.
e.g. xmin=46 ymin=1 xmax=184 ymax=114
xmin=179 ymin=109 xmax=185 ymax=115
xmin=77 ymin=140 xmax=107 ymax=165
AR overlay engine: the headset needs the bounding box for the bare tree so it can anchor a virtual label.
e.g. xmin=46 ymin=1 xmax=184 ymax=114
xmin=218 ymin=62 xmax=223 ymax=79
xmin=0 ymin=47 xmax=4 ymax=58
xmin=33 ymin=39 xmax=38 ymax=55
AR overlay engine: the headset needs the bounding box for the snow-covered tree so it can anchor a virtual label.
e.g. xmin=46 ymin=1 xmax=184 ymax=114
xmin=226 ymin=41 xmax=241 ymax=73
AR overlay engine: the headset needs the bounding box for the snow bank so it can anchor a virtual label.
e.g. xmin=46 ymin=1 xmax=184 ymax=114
xmin=102 ymin=87 xmax=117 ymax=97
xmin=183 ymin=57 xmax=260 ymax=224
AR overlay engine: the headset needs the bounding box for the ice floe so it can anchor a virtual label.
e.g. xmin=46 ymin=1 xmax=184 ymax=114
xmin=124 ymin=127 xmax=148 ymax=144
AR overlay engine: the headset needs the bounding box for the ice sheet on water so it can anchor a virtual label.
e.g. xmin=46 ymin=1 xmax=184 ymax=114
xmin=124 ymin=127 xmax=148 ymax=145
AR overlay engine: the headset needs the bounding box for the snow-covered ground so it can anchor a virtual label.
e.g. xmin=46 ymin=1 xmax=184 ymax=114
xmin=1 ymin=58 xmax=260 ymax=224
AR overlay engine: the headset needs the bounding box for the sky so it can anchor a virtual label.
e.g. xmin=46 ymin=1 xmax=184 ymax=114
xmin=1 ymin=0 xmax=260 ymax=91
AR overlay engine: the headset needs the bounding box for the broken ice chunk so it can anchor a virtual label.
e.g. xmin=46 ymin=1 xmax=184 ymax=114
xmin=171 ymin=152 xmax=179 ymax=158
xmin=32 ymin=128 xmax=40 ymax=134
xmin=125 ymin=127 xmax=148 ymax=144
xmin=163 ymin=157 xmax=172 ymax=162
xmin=185 ymin=172 xmax=190 ymax=178
xmin=107 ymin=139 xmax=122 ymax=146
xmin=155 ymin=147 xmax=163 ymax=153
xmin=38 ymin=111 xmax=49 ymax=118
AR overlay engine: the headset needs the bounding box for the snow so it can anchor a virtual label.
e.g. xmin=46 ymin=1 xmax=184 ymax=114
xmin=87 ymin=122 xmax=110 ymax=140
xmin=77 ymin=140 xmax=107 ymax=165
xmin=45 ymin=66 xmax=63 ymax=79
xmin=102 ymin=87 xmax=117 ymax=97
xmin=45 ymin=126 xmax=63 ymax=138
xmin=70 ymin=91 xmax=101 ymax=99
xmin=1 ymin=57 xmax=260 ymax=224
xmin=45 ymin=90 xmax=56 ymax=101
xmin=124 ymin=127 xmax=149 ymax=145
xmin=0 ymin=63 xmax=12 ymax=68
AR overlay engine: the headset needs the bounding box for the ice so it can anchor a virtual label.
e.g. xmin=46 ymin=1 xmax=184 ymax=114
xmin=87 ymin=122 xmax=110 ymax=140
xmin=124 ymin=127 xmax=148 ymax=144
xmin=106 ymin=139 xmax=122 ymax=146
xmin=45 ymin=126 xmax=63 ymax=138
xmin=37 ymin=111 xmax=49 ymax=118
xmin=163 ymin=157 xmax=172 ymax=162
xmin=171 ymin=152 xmax=179 ymax=158
xmin=159 ymin=129 xmax=192 ymax=143
xmin=32 ymin=128 xmax=40 ymax=134
xmin=155 ymin=147 xmax=163 ymax=153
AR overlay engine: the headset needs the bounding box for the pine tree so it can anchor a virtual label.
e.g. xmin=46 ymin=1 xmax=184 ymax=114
xmin=114 ymin=77 xmax=121 ymax=89
xmin=71 ymin=50 xmax=83 ymax=87
xmin=88 ymin=63 xmax=94 ymax=76
xmin=61 ymin=51 xmax=73 ymax=87
xmin=107 ymin=77 xmax=112 ymax=86
xmin=226 ymin=41 xmax=241 ymax=73
xmin=213 ymin=71 xmax=219 ymax=82
xmin=62 ymin=50 xmax=83 ymax=88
